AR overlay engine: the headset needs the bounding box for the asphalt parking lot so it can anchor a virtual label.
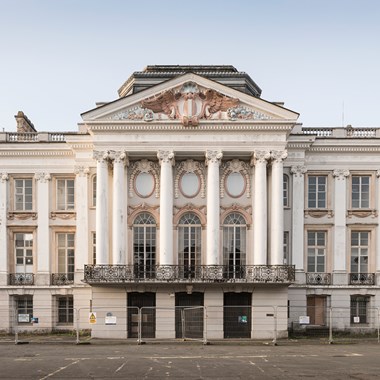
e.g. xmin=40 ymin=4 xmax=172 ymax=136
xmin=0 ymin=341 xmax=379 ymax=379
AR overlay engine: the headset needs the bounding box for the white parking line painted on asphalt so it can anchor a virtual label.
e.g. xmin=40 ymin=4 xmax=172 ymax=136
xmin=249 ymin=361 xmax=265 ymax=373
xmin=39 ymin=359 xmax=81 ymax=380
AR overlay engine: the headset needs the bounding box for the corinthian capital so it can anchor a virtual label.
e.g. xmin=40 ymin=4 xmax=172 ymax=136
xmin=74 ymin=166 xmax=90 ymax=177
xmin=290 ymin=165 xmax=307 ymax=177
xmin=271 ymin=150 xmax=288 ymax=163
xmin=1 ymin=173 xmax=9 ymax=183
xmin=111 ymin=151 xmax=129 ymax=166
xmin=93 ymin=150 xmax=110 ymax=163
xmin=205 ymin=150 xmax=223 ymax=165
xmin=34 ymin=172 xmax=51 ymax=183
xmin=333 ymin=169 xmax=349 ymax=180
xmin=252 ymin=150 xmax=270 ymax=165
xmin=157 ymin=150 xmax=175 ymax=165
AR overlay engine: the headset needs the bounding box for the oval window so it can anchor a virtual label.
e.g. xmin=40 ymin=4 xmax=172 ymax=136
xmin=135 ymin=172 xmax=155 ymax=198
xmin=226 ymin=172 xmax=245 ymax=198
xmin=180 ymin=172 xmax=200 ymax=198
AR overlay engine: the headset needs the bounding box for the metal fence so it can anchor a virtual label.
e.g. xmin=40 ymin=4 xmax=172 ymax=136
xmin=1 ymin=304 xmax=379 ymax=345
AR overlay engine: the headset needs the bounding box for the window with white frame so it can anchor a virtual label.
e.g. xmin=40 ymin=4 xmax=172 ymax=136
xmin=57 ymin=296 xmax=74 ymax=324
xmin=351 ymin=175 xmax=370 ymax=208
xmin=133 ymin=213 xmax=156 ymax=278
xmin=15 ymin=233 xmax=33 ymax=273
xmin=223 ymin=213 xmax=246 ymax=279
xmin=57 ymin=233 xmax=75 ymax=280
xmin=350 ymin=295 xmax=370 ymax=324
xmin=307 ymin=231 xmax=326 ymax=273
xmin=308 ymin=175 xmax=327 ymax=208
xmin=14 ymin=178 xmax=33 ymax=211
xmin=350 ymin=231 xmax=369 ymax=274
xmin=56 ymin=179 xmax=75 ymax=210
xmin=178 ymin=213 xmax=201 ymax=278
xmin=283 ymin=174 xmax=289 ymax=207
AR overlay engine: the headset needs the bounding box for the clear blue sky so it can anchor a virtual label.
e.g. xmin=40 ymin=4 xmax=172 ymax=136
xmin=1 ymin=0 xmax=379 ymax=132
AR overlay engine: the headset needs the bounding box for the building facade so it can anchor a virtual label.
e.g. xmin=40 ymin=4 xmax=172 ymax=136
xmin=0 ymin=65 xmax=379 ymax=340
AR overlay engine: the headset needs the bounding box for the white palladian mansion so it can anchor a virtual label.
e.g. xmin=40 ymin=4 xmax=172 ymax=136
xmin=1 ymin=65 xmax=380 ymax=340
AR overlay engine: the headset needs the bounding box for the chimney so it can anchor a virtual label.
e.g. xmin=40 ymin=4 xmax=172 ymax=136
xmin=14 ymin=111 xmax=37 ymax=133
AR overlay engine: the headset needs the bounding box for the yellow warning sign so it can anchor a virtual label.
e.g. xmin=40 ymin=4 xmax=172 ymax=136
xmin=89 ymin=312 xmax=97 ymax=324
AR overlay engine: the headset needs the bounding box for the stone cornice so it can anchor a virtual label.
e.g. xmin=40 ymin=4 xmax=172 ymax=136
xmin=0 ymin=150 xmax=73 ymax=157
xmin=309 ymin=146 xmax=380 ymax=153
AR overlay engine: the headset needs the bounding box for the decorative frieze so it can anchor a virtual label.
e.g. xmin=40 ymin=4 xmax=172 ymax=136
xmin=227 ymin=106 xmax=272 ymax=121
xmin=50 ymin=211 xmax=76 ymax=220
xmin=7 ymin=212 xmax=37 ymax=220
xmin=110 ymin=106 xmax=154 ymax=122
xmin=290 ymin=165 xmax=307 ymax=177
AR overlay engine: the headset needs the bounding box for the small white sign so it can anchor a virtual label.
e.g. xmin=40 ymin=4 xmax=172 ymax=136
xmin=18 ymin=314 xmax=30 ymax=323
xmin=299 ymin=316 xmax=310 ymax=325
xmin=105 ymin=316 xmax=117 ymax=325
xmin=353 ymin=316 xmax=360 ymax=324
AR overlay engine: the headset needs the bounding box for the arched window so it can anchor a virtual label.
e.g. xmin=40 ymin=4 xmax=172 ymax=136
xmin=178 ymin=213 xmax=201 ymax=279
xmin=223 ymin=213 xmax=246 ymax=279
xmin=133 ymin=213 xmax=156 ymax=279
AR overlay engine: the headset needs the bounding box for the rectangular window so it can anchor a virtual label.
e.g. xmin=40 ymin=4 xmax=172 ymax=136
xmin=352 ymin=176 xmax=370 ymax=208
xmin=15 ymin=233 xmax=33 ymax=271
xmin=307 ymin=231 xmax=326 ymax=272
xmin=17 ymin=296 xmax=33 ymax=324
xmin=92 ymin=232 xmax=96 ymax=264
xmin=57 ymin=233 xmax=75 ymax=280
xmin=57 ymin=296 xmax=74 ymax=324
xmin=57 ymin=179 xmax=75 ymax=210
xmin=92 ymin=176 xmax=97 ymax=207
xmin=308 ymin=176 xmax=326 ymax=208
xmin=350 ymin=295 xmax=369 ymax=324
xmin=283 ymin=231 xmax=290 ymax=265
xmin=15 ymin=179 xmax=33 ymax=211
xmin=351 ymin=231 xmax=369 ymax=273
xmin=283 ymin=175 xmax=289 ymax=207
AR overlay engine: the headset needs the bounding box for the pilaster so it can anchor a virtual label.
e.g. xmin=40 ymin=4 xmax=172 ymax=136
xmin=0 ymin=173 xmax=8 ymax=285
xmin=333 ymin=169 xmax=349 ymax=285
xmin=34 ymin=172 xmax=51 ymax=286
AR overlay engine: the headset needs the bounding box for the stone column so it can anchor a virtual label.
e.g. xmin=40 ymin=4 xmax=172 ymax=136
xmin=74 ymin=166 xmax=89 ymax=282
xmin=205 ymin=150 xmax=223 ymax=265
xmin=35 ymin=172 xmax=51 ymax=285
xmin=252 ymin=151 xmax=270 ymax=265
xmin=290 ymin=165 xmax=307 ymax=281
xmin=270 ymin=150 xmax=288 ymax=265
xmin=112 ymin=151 xmax=128 ymax=265
xmin=157 ymin=150 xmax=175 ymax=265
xmin=94 ymin=151 xmax=110 ymax=265
xmin=0 ymin=173 xmax=8 ymax=285
xmin=333 ymin=169 xmax=350 ymax=284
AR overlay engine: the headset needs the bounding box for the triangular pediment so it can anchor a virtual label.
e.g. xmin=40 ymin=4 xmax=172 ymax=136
xmin=81 ymin=73 xmax=299 ymax=125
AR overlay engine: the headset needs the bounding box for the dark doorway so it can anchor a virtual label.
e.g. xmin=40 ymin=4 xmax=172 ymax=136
xmin=127 ymin=292 xmax=156 ymax=338
xmin=223 ymin=292 xmax=252 ymax=338
xmin=175 ymin=292 xmax=204 ymax=339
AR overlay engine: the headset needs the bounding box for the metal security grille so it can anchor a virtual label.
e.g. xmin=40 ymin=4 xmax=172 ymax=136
xmin=223 ymin=292 xmax=251 ymax=338
xmin=175 ymin=293 xmax=204 ymax=339
xmin=127 ymin=292 xmax=155 ymax=338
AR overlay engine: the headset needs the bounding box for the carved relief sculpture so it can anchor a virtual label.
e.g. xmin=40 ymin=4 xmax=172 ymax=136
xmin=220 ymin=159 xmax=251 ymax=198
xmin=129 ymin=159 xmax=160 ymax=198
xmin=141 ymin=82 xmax=238 ymax=126
xmin=174 ymin=160 xmax=206 ymax=198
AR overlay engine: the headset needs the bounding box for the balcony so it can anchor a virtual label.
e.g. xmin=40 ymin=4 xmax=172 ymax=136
xmin=349 ymin=273 xmax=375 ymax=285
xmin=9 ymin=273 xmax=34 ymax=285
xmin=306 ymin=273 xmax=331 ymax=285
xmin=51 ymin=273 xmax=74 ymax=285
xmin=83 ymin=264 xmax=295 ymax=285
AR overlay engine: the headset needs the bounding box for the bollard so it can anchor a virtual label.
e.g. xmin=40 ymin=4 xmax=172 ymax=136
xmin=272 ymin=306 xmax=278 ymax=346
xmin=76 ymin=309 xmax=80 ymax=344
xmin=328 ymin=307 xmax=333 ymax=344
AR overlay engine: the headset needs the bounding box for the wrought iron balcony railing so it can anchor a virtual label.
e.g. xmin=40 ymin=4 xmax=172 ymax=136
xmin=306 ymin=272 xmax=332 ymax=285
xmin=51 ymin=273 xmax=74 ymax=285
xmin=83 ymin=264 xmax=295 ymax=284
xmin=9 ymin=273 xmax=34 ymax=285
xmin=349 ymin=273 xmax=375 ymax=285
